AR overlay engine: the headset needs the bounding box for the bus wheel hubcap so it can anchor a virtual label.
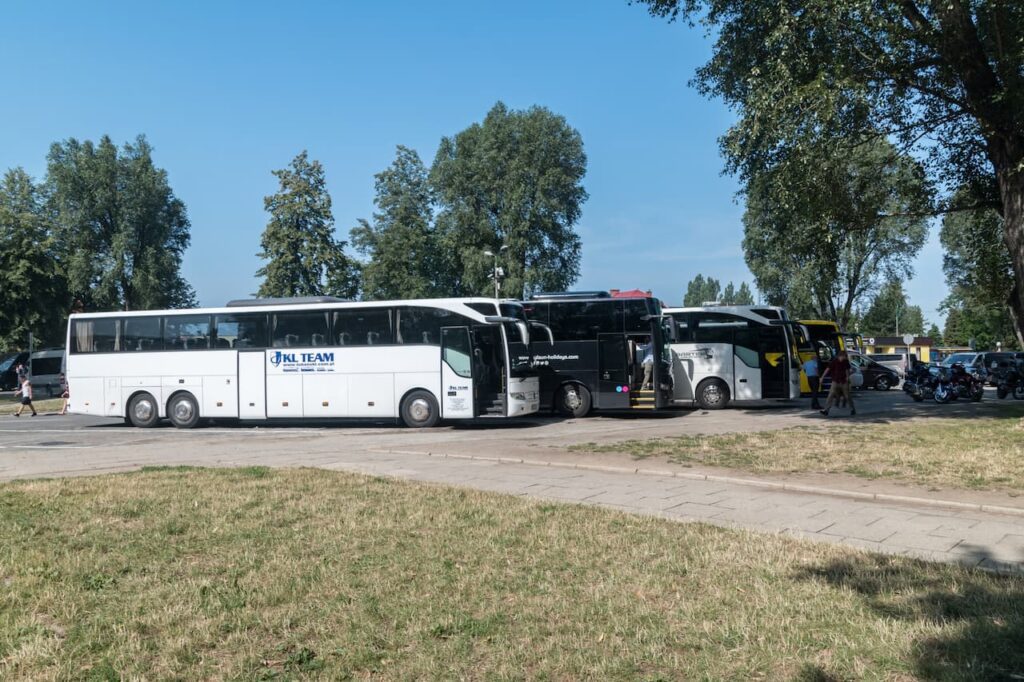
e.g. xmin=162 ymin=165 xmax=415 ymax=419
xmin=174 ymin=400 xmax=193 ymax=421
xmin=564 ymin=389 xmax=581 ymax=410
xmin=705 ymin=386 xmax=721 ymax=403
xmin=134 ymin=400 xmax=153 ymax=421
xmin=409 ymin=398 xmax=431 ymax=422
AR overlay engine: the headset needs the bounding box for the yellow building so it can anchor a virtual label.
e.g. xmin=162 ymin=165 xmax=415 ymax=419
xmin=861 ymin=336 xmax=934 ymax=363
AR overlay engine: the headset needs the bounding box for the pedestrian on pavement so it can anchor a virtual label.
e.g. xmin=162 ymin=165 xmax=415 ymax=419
xmin=15 ymin=362 xmax=27 ymax=384
xmin=14 ymin=377 xmax=37 ymax=417
xmin=58 ymin=373 xmax=69 ymax=415
xmin=803 ymin=353 xmax=822 ymax=410
xmin=819 ymin=349 xmax=855 ymax=416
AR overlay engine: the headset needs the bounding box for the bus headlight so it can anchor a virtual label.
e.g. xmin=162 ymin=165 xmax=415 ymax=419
xmin=510 ymin=391 xmax=536 ymax=401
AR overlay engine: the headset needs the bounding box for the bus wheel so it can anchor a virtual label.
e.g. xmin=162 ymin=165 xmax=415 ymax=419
xmin=128 ymin=392 xmax=160 ymax=428
xmin=168 ymin=392 xmax=201 ymax=429
xmin=695 ymin=379 xmax=729 ymax=410
xmin=401 ymin=390 xmax=440 ymax=428
xmin=555 ymin=383 xmax=591 ymax=418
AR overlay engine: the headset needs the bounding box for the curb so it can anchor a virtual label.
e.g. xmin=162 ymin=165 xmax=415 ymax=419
xmin=379 ymin=448 xmax=1024 ymax=518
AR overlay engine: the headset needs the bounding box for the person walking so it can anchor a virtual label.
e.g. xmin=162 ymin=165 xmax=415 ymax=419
xmin=58 ymin=373 xmax=69 ymax=415
xmin=14 ymin=377 xmax=37 ymax=417
xmin=819 ymin=349 xmax=855 ymax=416
xmin=803 ymin=353 xmax=822 ymax=410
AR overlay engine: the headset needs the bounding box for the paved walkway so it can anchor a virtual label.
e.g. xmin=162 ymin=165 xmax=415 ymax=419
xmin=306 ymin=448 xmax=1024 ymax=573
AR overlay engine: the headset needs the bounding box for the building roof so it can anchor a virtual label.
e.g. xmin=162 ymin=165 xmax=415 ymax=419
xmin=608 ymin=288 xmax=652 ymax=298
xmin=862 ymin=336 xmax=934 ymax=346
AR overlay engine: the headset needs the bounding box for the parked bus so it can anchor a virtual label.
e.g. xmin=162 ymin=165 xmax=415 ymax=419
xmin=66 ymin=297 xmax=540 ymax=428
xmin=795 ymin=319 xmax=856 ymax=393
xmin=520 ymin=292 xmax=674 ymax=417
xmin=664 ymin=305 xmax=802 ymax=409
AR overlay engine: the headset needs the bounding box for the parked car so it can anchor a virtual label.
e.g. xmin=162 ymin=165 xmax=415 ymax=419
xmin=0 ymin=351 xmax=30 ymax=391
xmin=978 ymin=351 xmax=1024 ymax=385
xmin=28 ymin=349 xmax=65 ymax=397
xmin=867 ymin=352 xmax=912 ymax=377
xmin=849 ymin=352 xmax=901 ymax=391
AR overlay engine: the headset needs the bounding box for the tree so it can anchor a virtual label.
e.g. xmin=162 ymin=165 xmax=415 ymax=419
xmin=637 ymin=0 xmax=1024 ymax=341
xmin=939 ymin=188 xmax=1021 ymax=346
xmin=351 ymin=146 xmax=444 ymax=300
xmin=860 ymin=280 xmax=923 ymax=337
xmin=926 ymin=323 xmax=943 ymax=346
xmin=256 ymin=151 xmax=358 ymax=299
xmin=742 ymin=139 xmax=929 ymax=329
xmin=47 ymin=135 xmax=195 ymax=310
xmin=0 ymin=168 xmax=67 ymax=347
xmin=683 ymin=274 xmax=721 ymax=306
xmin=733 ymin=282 xmax=755 ymax=305
xmin=430 ymin=102 xmax=588 ymax=297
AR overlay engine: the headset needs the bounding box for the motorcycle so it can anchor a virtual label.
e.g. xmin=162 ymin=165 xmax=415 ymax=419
xmin=903 ymin=364 xmax=938 ymax=402
xmin=947 ymin=362 xmax=984 ymax=402
xmin=995 ymin=364 xmax=1024 ymax=400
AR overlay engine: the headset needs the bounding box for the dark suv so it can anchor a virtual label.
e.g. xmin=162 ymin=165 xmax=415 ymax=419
xmin=0 ymin=351 xmax=30 ymax=391
xmin=849 ymin=352 xmax=901 ymax=391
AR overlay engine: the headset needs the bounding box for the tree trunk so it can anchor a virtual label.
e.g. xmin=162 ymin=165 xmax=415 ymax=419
xmin=999 ymin=173 xmax=1024 ymax=347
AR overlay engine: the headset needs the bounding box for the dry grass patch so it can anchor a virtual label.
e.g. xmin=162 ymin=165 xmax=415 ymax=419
xmin=1 ymin=467 xmax=1022 ymax=680
xmin=0 ymin=398 xmax=63 ymax=415
xmin=575 ymin=406 xmax=1024 ymax=492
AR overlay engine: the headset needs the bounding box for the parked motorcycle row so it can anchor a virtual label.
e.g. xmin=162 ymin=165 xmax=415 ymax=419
xmin=902 ymin=361 xmax=1024 ymax=403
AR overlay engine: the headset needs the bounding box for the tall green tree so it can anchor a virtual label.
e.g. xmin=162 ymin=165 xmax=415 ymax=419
xmin=637 ymin=0 xmax=1024 ymax=340
xmin=430 ymin=102 xmax=588 ymax=297
xmin=256 ymin=151 xmax=358 ymax=299
xmin=860 ymin=280 xmax=924 ymax=337
xmin=742 ymin=140 xmax=929 ymax=328
xmin=0 ymin=169 xmax=67 ymax=347
xmin=939 ymin=187 xmax=1021 ymax=347
xmin=47 ymin=135 xmax=195 ymax=310
xmin=351 ymin=146 xmax=443 ymax=300
xmin=682 ymin=274 xmax=721 ymax=306
xmin=926 ymin=323 xmax=943 ymax=346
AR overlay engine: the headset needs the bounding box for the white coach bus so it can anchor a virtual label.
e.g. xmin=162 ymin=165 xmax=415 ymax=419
xmin=664 ymin=305 xmax=801 ymax=409
xmin=66 ymin=297 xmax=540 ymax=428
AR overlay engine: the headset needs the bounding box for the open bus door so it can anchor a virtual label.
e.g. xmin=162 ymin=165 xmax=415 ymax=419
xmin=597 ymin=334 xmax=631 ymax=409
xmin=440 ymin=326 xmax=474 ymax=418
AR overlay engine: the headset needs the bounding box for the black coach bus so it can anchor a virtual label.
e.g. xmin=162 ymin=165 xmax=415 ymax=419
xmin=519 ymin=291 xmax=674 ymax=417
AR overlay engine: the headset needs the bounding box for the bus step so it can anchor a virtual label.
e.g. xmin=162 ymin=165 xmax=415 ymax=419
xmin=630 ymin=390 xmax=656 ymax=408
xmin=480 ymin=395 xmax=506 ymax=415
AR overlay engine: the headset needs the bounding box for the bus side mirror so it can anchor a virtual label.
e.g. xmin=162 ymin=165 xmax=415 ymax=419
xmin=530 ymin=321 xmax=554 ymax=345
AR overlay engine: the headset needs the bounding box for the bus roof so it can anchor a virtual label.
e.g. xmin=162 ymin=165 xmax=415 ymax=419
xmin=68 ymin=297 xmax=519 ymax=324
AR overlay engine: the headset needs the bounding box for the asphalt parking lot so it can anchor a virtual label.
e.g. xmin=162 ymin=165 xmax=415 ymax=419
xmin=0 ymin=388 xmax=1008 ymax=482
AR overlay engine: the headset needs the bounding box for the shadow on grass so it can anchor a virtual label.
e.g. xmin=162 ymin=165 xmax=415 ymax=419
xmin=794 ymin=552 xmax=1024 ymax=681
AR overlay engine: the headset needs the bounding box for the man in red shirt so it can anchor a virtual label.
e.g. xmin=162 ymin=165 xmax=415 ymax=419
xmin=819 ymin=349 xmax=855 ymax=416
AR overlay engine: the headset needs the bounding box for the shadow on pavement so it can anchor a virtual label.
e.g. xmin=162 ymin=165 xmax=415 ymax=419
xmin=793 ymin=553 xmax=1024 ymax=680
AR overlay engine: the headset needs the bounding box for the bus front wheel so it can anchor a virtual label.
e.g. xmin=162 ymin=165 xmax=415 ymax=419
xmin=167 ymin=392 xmax=201 ymax=429
xmin=400 ymin=390 xmax=440 ymax=428
xmin=695 ymin=379 xmax=729 ymax=410
xmin=555 ymin=383 xmax=591 ymax=418
xmin=127 ymin=392 xmax=160 ymax=428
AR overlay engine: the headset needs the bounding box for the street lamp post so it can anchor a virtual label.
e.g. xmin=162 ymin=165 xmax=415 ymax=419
xmin=483 ymin=245 xmax=508 ymax=299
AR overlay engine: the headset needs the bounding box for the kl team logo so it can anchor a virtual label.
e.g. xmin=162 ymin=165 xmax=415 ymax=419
xmin=269 ymin=350 xmax=335 ymax=372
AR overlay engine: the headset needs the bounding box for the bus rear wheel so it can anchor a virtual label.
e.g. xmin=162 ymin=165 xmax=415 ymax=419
xmin=401 ymin=390 xmax=440 ymax=428
xmin=168 ymin=392 xmax=201 ymax=429
xmin=555 ymin=383 xmax=591 ymax=418
xmin=695 ymin=379 xmax=729 ymax=410
xmin=128 ymin=392 xmax=160 ymax=428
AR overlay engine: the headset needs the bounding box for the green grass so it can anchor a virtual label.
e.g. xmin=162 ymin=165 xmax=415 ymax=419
xmin=0 ymin=397 xmax=64 ymax=415
xmin=1 ymin=468 xmax=1022 ymax=680
xmin=573 ymin=406 xmax=1024 ymax=492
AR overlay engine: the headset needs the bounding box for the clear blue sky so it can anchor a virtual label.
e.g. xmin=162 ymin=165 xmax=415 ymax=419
xmin=1 ymin=0 xmax=946 ymax=326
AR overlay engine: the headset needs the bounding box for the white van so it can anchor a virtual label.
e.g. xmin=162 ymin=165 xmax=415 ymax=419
xmin=29 ymin=349 xmax=66 ymax=397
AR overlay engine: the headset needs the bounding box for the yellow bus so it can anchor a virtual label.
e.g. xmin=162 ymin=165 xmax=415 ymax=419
xmin=795 ymin=319 xmax=850 ymax=394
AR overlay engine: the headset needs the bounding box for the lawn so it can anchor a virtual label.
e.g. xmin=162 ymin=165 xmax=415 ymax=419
xmin=0 ymin=397 xmax=64 ymax=415
xmin=1 ymin=468 xmax=1022 ymax=680
xmin=574 ymin=405 xmax=1024 ymax=492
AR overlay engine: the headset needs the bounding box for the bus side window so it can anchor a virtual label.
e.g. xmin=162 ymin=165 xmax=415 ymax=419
xmin=333 ymin=309 xmax=393 ymax=346
xmin=123 ymin=317 xmax=162 ymax=352
xmin=273 ymin=312 xmax=329 ymax=348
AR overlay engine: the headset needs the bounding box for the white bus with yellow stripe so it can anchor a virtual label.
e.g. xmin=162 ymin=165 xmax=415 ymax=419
xmin=663 ymin=305 xmax=801 ymax=409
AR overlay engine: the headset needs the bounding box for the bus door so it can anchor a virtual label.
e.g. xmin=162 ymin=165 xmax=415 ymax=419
xmin=472 ymin=324 xmax=507 ymax=416
xmin=238 ymin=350 xmax=266 ymax=419
xmin=440 ymin=326 xmax=475 ymax=418
xmin=758 ymin=326 xmax=790 ymax=399
xmin=597 ymin=334 xmax=630 ymax=409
